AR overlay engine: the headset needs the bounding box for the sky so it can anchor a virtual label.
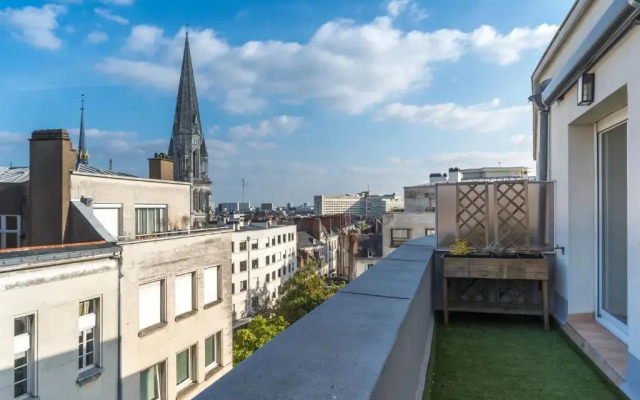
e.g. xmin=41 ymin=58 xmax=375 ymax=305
xmin=0 ymin=0 xmax=574 ymax=205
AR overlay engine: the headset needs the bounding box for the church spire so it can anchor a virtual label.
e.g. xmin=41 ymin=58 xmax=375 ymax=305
xmin=171 ymin=29 xmax=202 ymax=138
xmin=77 ymin=94 xmax=89 ymax=166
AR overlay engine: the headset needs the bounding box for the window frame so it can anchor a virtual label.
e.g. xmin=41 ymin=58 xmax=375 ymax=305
xmin=175 ymin=272 xmax=196 ymax=317
xmin=251 ymin=239 xmax=259 ymax=250
xmin=203 ymin=266 xmax=221 ymax=306
xmin=139 ymin=361 xmax=165 ymax=400
xmin=204 ymin=332 xmax=222 ymax=371
xmin=251 ymin=259 xmax=259 ymax=270
xmin=134 ymin=205 xmax=168 ymax=236
xmin=175 ymin=345 xmax=196 ymax=391
xmin=1 ymin=215 xmax=21 ymax=249
xmin=78 ymin=298 xmax=100 ymax=372
xmin=14 ymin=314 xmax=35 ymax=400
xmin=138 ymin=279 xmax=165 ymax=331
xmin=240 ymin=280 xmax=248 ymax=292
xmin=390 ymin=228 xmax=412 ymax=248
xmin=239 ymin=241 xmax=247 ymax=251
xmin=239 ymin=260 xmax=247 ymax=272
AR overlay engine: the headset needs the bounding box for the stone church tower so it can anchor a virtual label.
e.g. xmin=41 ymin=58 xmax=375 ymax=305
xmin=168 ymin=31 xmax=212 ymax=227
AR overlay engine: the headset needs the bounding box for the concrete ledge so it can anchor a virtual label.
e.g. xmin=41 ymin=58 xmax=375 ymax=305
xmin=195 ymin=236 xmax=435 ymax=400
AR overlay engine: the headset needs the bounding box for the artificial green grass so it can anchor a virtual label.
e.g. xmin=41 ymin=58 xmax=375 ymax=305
xmin=426 ymin=313 xmax=627 ymax=400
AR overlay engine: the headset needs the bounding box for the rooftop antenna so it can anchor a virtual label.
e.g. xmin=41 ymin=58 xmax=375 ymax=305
xmin=109 ymin=158 xmax=113 ymax=170
xmin=241 ymin=178 xmax=246 ymax=203
xmin=498 ymin=161 xmax=502 ymax=167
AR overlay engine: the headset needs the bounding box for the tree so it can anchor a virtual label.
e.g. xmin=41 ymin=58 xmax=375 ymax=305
xmin=275 ymin=261 xmax=344 ymax=324
xmin=233 ymin=315 xmax=288 ymax=366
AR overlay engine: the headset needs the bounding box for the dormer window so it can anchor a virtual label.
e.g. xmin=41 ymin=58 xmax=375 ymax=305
xmin=367 ymin=249 xmax=374 ymax=258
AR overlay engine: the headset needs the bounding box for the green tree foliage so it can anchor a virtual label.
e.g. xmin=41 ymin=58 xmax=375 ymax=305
xmin=276 ymin=261 xmax=344 ymax=324
xmin=233 ymin=315 xmax=288 ymax=366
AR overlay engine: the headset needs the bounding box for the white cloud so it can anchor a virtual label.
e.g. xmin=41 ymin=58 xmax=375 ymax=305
xmin=97 ymin=15 xmax=555 ymax=114
xmin=94 ymin=8 xmax=128 ymax=25
xmin=100 ymin=0 xmax=136 ymax=5
xmin=388 ymin=156 xmax=419 ymax=165
xmin=0 ymin=131 xmax=25 ymax=144
xmin=246 ymin=141 xmax=277 ymax=150
xmin=0 ymin=4 xmax=67 ymax=50
xmin=376 ymin=98 xmax=530 ymax=133
xmin=64 ymin=25 xmax=76 ymax=33
xmin=509 ymin=134 xmax=531 ymax=145
xmin=209 ymin=139 xmax=237 ymax=153
xmin=124 ymin=24 xmax=164 ymax=54
xmin=86 ymin=30 xmax=108 ymax=44
xmin=228 ymin=116 xmax=304 ymax=139
xmin=96 ymin=58 xmax=178 ymax=90
xmin=387 ymin=0 xmax=428 ymax=22
xmin=470 ymin=24 xmax=557 ymax=65
xmin=68 ymin=127 xmax=166 ymax=156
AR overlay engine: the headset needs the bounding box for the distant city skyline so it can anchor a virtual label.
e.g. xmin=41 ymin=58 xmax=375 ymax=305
xmin=0 ymin=0 xmax=573 ymax=204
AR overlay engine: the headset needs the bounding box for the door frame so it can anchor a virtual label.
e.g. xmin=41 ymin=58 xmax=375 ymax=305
xmin=595 ymin=111 xmax=629 ymax=344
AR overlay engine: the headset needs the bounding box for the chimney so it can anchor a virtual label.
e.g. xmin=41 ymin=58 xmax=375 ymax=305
xmin=29 ymin=129 xmax=75 ymax=245
xmin=148 ymin=153 xmax=174 ymax=180
xmin=429 ymin=173 xmax=446 ymax=184
xmin=448 ymin=167 xmax=463 ymax=183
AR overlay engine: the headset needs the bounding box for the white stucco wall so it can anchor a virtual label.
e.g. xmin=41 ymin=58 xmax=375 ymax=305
xmin=382 ymin=212 xmax=436 ymax=257
xmin=119 ymin=231 xmax=233 ymax=400
xmin=539 ymin=10 xmax=640 ymax=395
xmin=0 ymin=254 xmax=119 ymax=400
xmin=70 ymin=172 xmax=191 ymax=238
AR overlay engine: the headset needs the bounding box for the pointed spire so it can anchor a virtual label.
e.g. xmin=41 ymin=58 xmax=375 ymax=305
xmin=171 ymin=28 xmax=202 ymax=138
xmin=77 ymin=94 xmax=89 ymax=166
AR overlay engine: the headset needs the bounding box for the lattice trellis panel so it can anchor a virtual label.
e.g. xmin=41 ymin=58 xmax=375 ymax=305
xmin=494 ymin=181 xmax=529 ymax=251
xmin=448 ymin=279 xmax=538 ymax=307
xmin=456 ymin=183 xmax=489 ymax=249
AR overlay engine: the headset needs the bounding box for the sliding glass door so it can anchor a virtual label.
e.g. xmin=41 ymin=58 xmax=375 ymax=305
xmin=598 ymin=122 xmax=628 ymax=337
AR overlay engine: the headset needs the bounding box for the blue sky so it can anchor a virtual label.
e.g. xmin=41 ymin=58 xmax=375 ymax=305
xmin=0 ymin=0 xmax=573 ymax=205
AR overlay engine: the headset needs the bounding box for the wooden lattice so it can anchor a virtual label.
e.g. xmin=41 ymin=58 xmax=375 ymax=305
xmin=455 ymin=183 xmax=489 ymax=249
xmin=494 ymin=181 xmax=529 ymax=251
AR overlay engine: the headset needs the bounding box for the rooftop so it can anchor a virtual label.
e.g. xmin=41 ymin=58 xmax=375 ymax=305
xmin=0 ymin=166 xmax=30 ymax=183
xmin=0 ymin=241 xmax=120 ymax=267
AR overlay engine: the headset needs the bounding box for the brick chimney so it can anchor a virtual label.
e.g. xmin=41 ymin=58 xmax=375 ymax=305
xmin=148 ymin=153 xmax=174 ymax=180
xmin=29 ymin=129 xmax=75 ymax=245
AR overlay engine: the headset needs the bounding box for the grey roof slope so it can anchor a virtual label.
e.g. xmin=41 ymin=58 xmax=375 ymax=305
xmin=357 ymin=234 xmax=382 ymax=258
xmin=0 ymin=242 xmax=120 ymax=266
xmin=297 ymin=231 xmax=319 ymax=247
xmin=0 ymin=167 xmax=29 ymax=183
xmin=75 ymin=163 xmax=137 ymax=177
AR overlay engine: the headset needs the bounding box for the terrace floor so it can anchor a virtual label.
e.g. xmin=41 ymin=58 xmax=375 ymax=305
xmin=426 ymin=313 xmax=627 ymax=400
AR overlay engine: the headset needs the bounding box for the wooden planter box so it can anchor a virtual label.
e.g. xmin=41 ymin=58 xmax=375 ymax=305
xmin=442 ymin=254 xmax=550 ymax=330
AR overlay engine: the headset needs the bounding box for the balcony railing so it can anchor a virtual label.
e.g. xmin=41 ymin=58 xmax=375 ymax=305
xmin=117 ymin=226 xmax=230 ymax=242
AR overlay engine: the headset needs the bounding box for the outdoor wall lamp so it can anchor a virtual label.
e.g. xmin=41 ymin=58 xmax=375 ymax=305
xmin=577 ymin=73 xmax=595 ymax=106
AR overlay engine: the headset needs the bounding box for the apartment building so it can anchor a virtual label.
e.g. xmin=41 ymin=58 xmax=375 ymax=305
xmin=0 ymin=128 xmax=234 ymax=400
xmin=314 ymin=193 xmax=404 ymax=217
xmin=530 ymin=0 xmax=640 ymax=395
xmin=230 ymin=222 xmax=297 ymax=328
xmin=296 ymin=215 xmax=353 ymax=277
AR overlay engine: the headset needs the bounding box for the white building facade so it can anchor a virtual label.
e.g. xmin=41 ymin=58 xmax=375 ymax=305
xmin=531 ymin=1 xmax=640 ymax=396
xmin=314 ymin=193 xmax=403 ymax=217
xmin=230 ymin=223 xmax=297 ymax=328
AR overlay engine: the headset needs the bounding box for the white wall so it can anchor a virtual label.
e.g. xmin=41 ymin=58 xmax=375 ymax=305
xmin=231 ymin=225 xmax=297 ymax=321
xmin=382 ymin=212 xmax=435 ymax=257
xmin=0 ymin=255 xmax=119 ymax=400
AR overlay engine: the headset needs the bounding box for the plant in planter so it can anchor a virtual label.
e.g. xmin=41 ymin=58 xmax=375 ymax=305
xmin=449 ymin=239 xmax=470 ymax=256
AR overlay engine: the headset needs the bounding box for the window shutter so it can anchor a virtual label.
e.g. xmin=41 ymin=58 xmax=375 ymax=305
xmin=14 ymin=333 xmax=30 ymax=354
xmin=139 ymin=281 xmax=161 ymax=329
xmin=93 ymin=207 xmax=120 ymax=238
xmin=175 ymin=274 xmax=193 ymax=315
xmin=78 ymin=313 xmax=96 ymax=332
xmin=204 ymin=267 xmax=218 ymax=304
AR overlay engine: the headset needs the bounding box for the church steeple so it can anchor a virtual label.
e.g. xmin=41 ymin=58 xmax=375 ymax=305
xmin=77 ymin=94 xmax=89 ymax=166
xmin=171 ymin=29 xmax=202 ymax=138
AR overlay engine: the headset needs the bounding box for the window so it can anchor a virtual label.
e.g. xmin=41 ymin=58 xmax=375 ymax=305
xmin=367 ymin=263 xmax=374 ymax=270
xmin=175 ymin=273 xmax=195 ymax=316
xmin=239 ymin=261 xmax=247 ymax=272
xmin=283 ymin=267 xmax=287 ymax=276
xmin=204 ymin=266 xmax=220 ymax=305
xmin=278 ymin=235 xmax=281 ymax=244
xmin=139 ymin=280 xmax=164 ymax=330
xmin=425 ymin=229 xmax=435 ymax=236
xmin=271 ymin=237 xmax=275 ymax=246
xmin=251 ymin=239 xmax=258 ymax=250
xmin=272 ymin=292 xmax=276 ymax=299
xmin=271 ymin=254 xmax=275 ymax=263
xmin=266 ymin=273 xmax=270 ymax=283
xmin=78 ymin=299 xmax=99 ymax=371
xmin=251 ymin=296 xmax=259 ymax=309
xmin=1 ymin=215 xmax=20 ymax=249
xmin=278 ymin=269 xmax=281 ymax=278
xmin=140 ymin=362 xmax=165 ymax=400
xmin=251 ymin=259 xmax=259 ymax=270
xmin=239 ymin=241 xmax=247 ymax=251
xmin=232 ymin=242 xmax=235 ymax=252
xmin=367 ymin=249 xmax=374 ymax=258
xmin=176 ymin=346 xmax=195 ymax=389
xmin=272 ymin=271 xmax=276 ymax=280
xmin=231 ymin=263 xmax=235 ymax=274
xmin=390 ymin=229 xmax=411 ymax=247
xmin=232 ymin=283 xmax=235 ymax=294
xmin=92 ymin=204 xmax=121 ymax=239
xmin=240 ymin=280 xmax=247 ymax=292
xmin=205 ymin=332 xmax=221 ymax=370
xmin=265 ymin=256 xmax=270 ymax=266
xmin=135 ymin=206 xmax=167 ymax=235
xmin=14 ymin=315 xmax=34 ymax=399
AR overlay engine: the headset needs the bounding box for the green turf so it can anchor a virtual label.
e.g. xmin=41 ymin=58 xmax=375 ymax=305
xmin=426 ymin=313 xmax=628 ymax=400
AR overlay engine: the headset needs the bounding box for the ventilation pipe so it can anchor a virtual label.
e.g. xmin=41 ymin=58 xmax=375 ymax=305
xmin=529 ymin=79 xmax=552 ymax=181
